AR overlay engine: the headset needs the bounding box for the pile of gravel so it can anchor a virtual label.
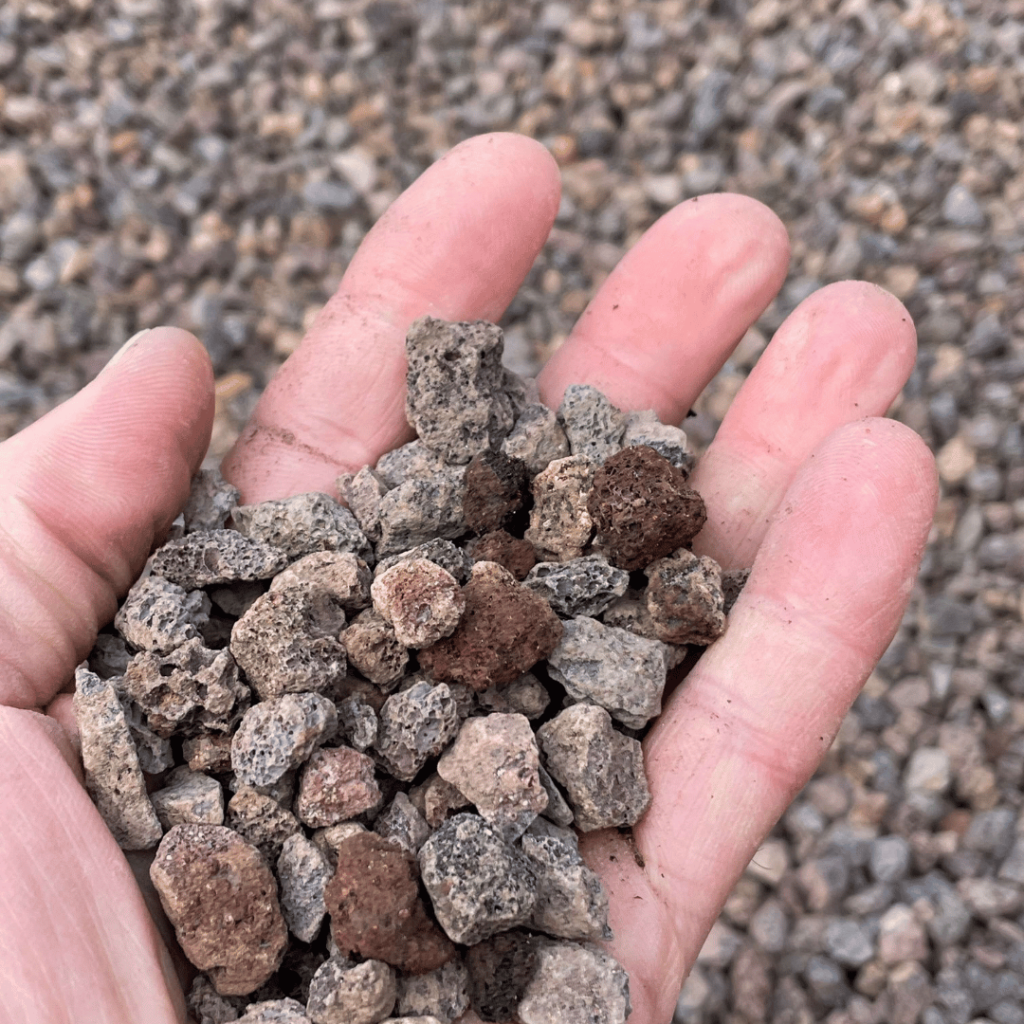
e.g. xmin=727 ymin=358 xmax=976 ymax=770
xmin=2 ymin=2 xmax=1022 ymax=1023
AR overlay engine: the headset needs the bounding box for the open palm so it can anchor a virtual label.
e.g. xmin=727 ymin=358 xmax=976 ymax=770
xmin=0 ymin=133 xmax=935 ymax=1024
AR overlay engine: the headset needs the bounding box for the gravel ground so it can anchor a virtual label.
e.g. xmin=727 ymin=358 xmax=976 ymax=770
xmin=2 ymin=1 xmax=1023 ymax=1023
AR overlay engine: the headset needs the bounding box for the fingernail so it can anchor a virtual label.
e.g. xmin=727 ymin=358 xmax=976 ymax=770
xmin=103 ymin=328 xmax=151 ymax=373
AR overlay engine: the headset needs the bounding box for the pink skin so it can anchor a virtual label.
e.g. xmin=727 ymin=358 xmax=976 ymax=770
xmin=0 ymin=133 xmax=936 ymax=1024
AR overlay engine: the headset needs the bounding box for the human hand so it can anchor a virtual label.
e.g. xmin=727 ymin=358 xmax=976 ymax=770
xmin=0 ymin=132 xmax=935 ymax=1024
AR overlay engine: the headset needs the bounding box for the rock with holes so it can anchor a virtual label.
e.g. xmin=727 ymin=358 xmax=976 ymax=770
xmin=115 ymin=575 xmax=211 ymax=654
xmin=152 ymin=530 xmax=290 ymax=588
xmin=524 ymin=556 xmax=629 ymax=619
xmin=524 ymin=456 xmax=597 ymax=562
xmin=557 ymin=385 xmax=626 ymax=464
xmin=183 ymin=468 xmax=240 ymax=533
xmin=269 ymin=551 xmax=373 ymax=611
xmin=371 ymin=559 xmax=465 ymax=649
xmin=645 ymin=549 xmax=727 ymax=646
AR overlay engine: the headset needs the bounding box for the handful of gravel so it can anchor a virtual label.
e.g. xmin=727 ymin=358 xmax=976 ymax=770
xmin=76 ymin=317 xmax=744 ymax=1024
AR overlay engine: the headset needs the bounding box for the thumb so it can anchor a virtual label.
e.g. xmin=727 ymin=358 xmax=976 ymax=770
xmin=0 ymin=327 xmax=214 ymax=710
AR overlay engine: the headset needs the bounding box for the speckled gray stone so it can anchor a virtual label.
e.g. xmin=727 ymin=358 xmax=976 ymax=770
xmin=73 ymin=665 xmax=163 ymax=850
xmin=337 ymin=466 xmax=388 ymax=542
xmin=151 ymin=530 xmax=290 ymax=588
xmin=476 ymin=672 xmax=551 ymax=720
xmin=225 ymin=786 xmax=303 ymax=863
xmin=645 ymin=549 xmax=727 ymax=646
xmin=186 ymin=974 xmax=244 ymax=1024
xmin=231 ymin=693 xmax=338 ymax=788
xmin=371 ymin=559 xmax=465 ymax=649
xmin=524 ymin=556 xmax=629 ymax=619
xmin=395 ymin=959 xmax=470 ymax=1024
xmin=235 ymin=999 xmax=311 ymax=1023
xmin=231 ymin=584 xmax=348 ymax=701
xmin=375 ymin=469 xmax=468 ymax=558
xmin=341 ymin=609 xmax=409 ymax=691
xmin=557 ymin=385 xmax=626 ymax=464
xmin=151 ymin=766 xmax=225 ymax=829
xmin=269 ymin=551 xmax=372 ymax=611
xmin=337 ymin=694 xmax=378 ymax=752
xmin=418 ymin=813 xmax=537 ymax=945
xmin=537 ymin=704 xmax=650 ymax=832
xmin=306 ymin=957 xmax=397 ymax=1024
xmin=546 ymin=616 xmax=669 ymax=728
xmin=404 ymin=316 xmax=524 ymax=464
xmin=183 ymin=468 xmax=240 ymax=533
xmin=375 ymin=441 xmax=447 ymax=490
xmin=516 ymin=940 xmax=631 ymax=1024
xmin=374 ymin=792 xmax=432 ymax=854
xmin=374 ymin=539 xmax=474 ymax=586
xmin=621 ymin=410 xmax=694 ymax=475
xmin=276 ymin=833 xmax=332 ymax=943
xmin=114 ymin=575 xmax=211 ymax=654
xmin=537 ymin=766 xmax=575 ymax=828
xmin=501 ymin=402 xmax=571 ymax=476
xmin=232 ymin=492 xmax=371 ymax=563
xmin=524 ymin=455 xmax=596 ymax=562
xmin=375 ymin=681 xmax=461 ymax=782
xmin=122 ymin=637 xmax=249 ymax=737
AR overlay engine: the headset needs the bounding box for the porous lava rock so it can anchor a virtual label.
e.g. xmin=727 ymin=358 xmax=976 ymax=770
xmin=462 ymin=449 xmax=530 ymax=534
xmin=644 ymin=549 xmax=727 ymax=645
xmin=467 ymin=530 xmax=536 ymax=581
xmin=371 ymin=559 xmax=465 ymax=649
xmin=152 ymin=530 xmax=290 ymax=588
xmin=295 ymin=746 xmax=382 ymax=827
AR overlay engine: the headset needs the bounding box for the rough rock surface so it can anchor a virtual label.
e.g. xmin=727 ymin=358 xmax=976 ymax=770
xmin=325 ymin=831 xmax=455 ymax=973
xmin=231 ymin=693 xmax=337 ymax=788
xmin=235 ymin=999 xmax=311 ymax=1023
xmin=645 ymin=549 xmax=727 ymax=646
xmin=183 ymin=468 xmax=240 ymax=533
xmin=151 ymin=766 xmax=225 ymax=830
xmin=374 ymin=442 xmax=447 ymax=490
xmin=418 ymin=562 xmax=563 ymax=691
xmin=501 ymin=403 xmax=571 ymax=477
xmin=376 ymin=469 xmax=468 ymax=558
xmin=465 ymin=931 xmax=540 ymax=1023
xmin=371 ymin=559 xmax=465 ymax=649
xmin=337 ymin=694 xmax=379 ymax=752
xmin=587 ymin=445 xmax=707 ymax=571
xmin=395 ymin=959 xmax=471 ymax=1023
xmin=557 ymin=385 xmax=626 ymax=464
xmin=225 ymin=787 xmax=302 ymax=863
xmin=404 ymin=317 xmax=523 ymax=464
xmin=276 ymin=833 xmax=332 ymax=943
xmin=374 ymin=681 xmax=461 ymax=782
xmin=115 ymin=575 xmax=211 ymax=654
xmin=517 ymin=940 xmax=631 ymax=1024
xmin=295 ymin=746 xmax=382 ymax=827
xmin=336 ymin=467 xmax=388 ymax=543
xmin=73 ymin=665 xmax=163 ymax=850
xmin=341 ymin=609 xmax=409 ymax=690
xmin=418 ymin=814 xmax=537 ymax=945
xmin=183 ymin=734 xmax=234 ymax=774
xmin=477 ymin=673 xmax=550 ymax=721
xmin=269 ymin=551 xmax=372 ymax=611
xmin=374 ymin=792 xmax=432 ymax=854
xmin=621 ymin=410 xmax=694 ymax=475
xmin=537 ymin=705 xmax=651 ymax=832
xmin=408 ymin=774 xmax=471 ymax=829
xmin=467 ymin=530 xmax=537 ymax=581
xmin=462 ymin=449 xmax=530 ymax=535
xmin=375 ymin=539 xmax=474 ymax=586
xmin=524 ymin=455 xmax=597 ymax=562
xmin=150 ymin=824 xmax=288 ymax=996
xmin=306 ymin=957 xmax=397 ymax=1024
xmin=524 ymin=556 xmax=629 ymax=619
xmin=152 ymin=530 xmax=290 ymax=588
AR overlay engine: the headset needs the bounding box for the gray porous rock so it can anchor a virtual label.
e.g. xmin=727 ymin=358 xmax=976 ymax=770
xmin=336 ymin=466 xmax=388 ymax=542
xmin=150 ymin=824 xmax=288 ymax=996
xmin=621 ymin=410 xmax=695 ymax=475
xmin=374 ymin=792 xmax=432 ymax=854
xmin=225 ymin=786 xmax=303 ymax=863
xmin=375 ymin=468 xmax=467 ymax=558
xmin=418 ymin=813 xmax=537 ymax=945
xmin=524 ymin=455 xmax=596 ymax=562
xmin=151 ymin=766 xmax=225 ymax=829
xmin=341 ymin=609 xmax=409 ymax=690
xmin=120 ymin=697 xmax=176 ymax=773
xmin=295 ymin=746 xmax=382 ymax=827
xmin=395 ymin=958 xmax=470 ymax=1023
xmin=371 ymin=559 xmax=465 ymax=649
xmin=521 ymin=831 xmax=610 ymax=941
xmin=235 ymin=1000 xmax=312 ymax=1024
xmin=114 ymin=575 xmax=211 ymax=653
xmin=501 ymin=402 xmax=571 ymax=476
xmin=73 ymin=665 xmax=163 ymax=850
xmin=306 ymin=957 xmax=397 ymax=1024
xmin=516 ymin=940 xmax=631 ymax=1024
xmin=404 ymin=316 xmax=523 ymax=464
xmin=374 ymin=441 xmax=447 ymax=490
xmin=119 ymin=638 xmax=245 ymax=737
xmin=183 ymin=468 xmax=240 ymax=533
xmin=645 ymin=549 xmax=727 ymax=646
xmin=375 ymin=539 xmax=474 ymax=586
xmin=337 ymin=694 xmax=378 ymax=752
xmin=537 ymin=704 xmax=651 ymax=832
xmin=546 ymin=616 xmax=669 ymax=729
xmin=87 ymin=633 xmax=130 ymax=679
xmin=231 ymin=693 xmax=338 ymax=788
xmin=270 ymin=551 xmax=373 ymax=611
xmin=152 ymin=530 xmax=291 ymax=588
xmin=477 ymin=672 xmax=551 ymax=720
xmin=524 ymin=556 xmax=629 ymax=619
xmin=598 ymin=592 xmax=689 ymax=669
xmin=231 ymin=492 xmax=372 ymax=563
xmin=436 ymin=713 xmax=548 ymax=841
xmin=276 ymin=833 xmax=332 ymax=943
xmin=557 ymin=385 xmax=626 ymax=464
xmin=231 ymin=584 xmax=348 ymax=701
xmin=375 ymin=681 xmax=461 ymax=782
xmin=186 ymin=974 xmax=244 ymax=1024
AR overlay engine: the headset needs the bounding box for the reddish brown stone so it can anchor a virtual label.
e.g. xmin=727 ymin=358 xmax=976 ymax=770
xmin=325 ymin=831 xmax=456 ymax=974
xmin=295 ymin=747 xmax=382 ymax=827
xmin=587 ymin=445 xmax=707 ymax=571
xmin=645 ymin=549 xmax=727 ymax=646
xmin=462 ymin=449 xmax=529 ymax=534
xmin=469 ymin=531 xmax=536 ymax=581
xmin=418 ymin=562 xmax=563 ymax=691
xmin=182 ymin=733 xmax=235 ymax=773
xmin=149 ymin=824 xmax=288 ymax=996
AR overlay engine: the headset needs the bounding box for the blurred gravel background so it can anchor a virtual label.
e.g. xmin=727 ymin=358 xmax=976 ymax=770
xmin=2 ymin=1 xmax=1023 ymax=1022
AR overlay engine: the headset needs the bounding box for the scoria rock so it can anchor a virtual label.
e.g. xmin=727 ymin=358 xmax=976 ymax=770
xmin=341 ymin=609 xmax=409 ymax=690
xmin=183 ymin=733 xmax=235 ymax=773
xmin=375 ymin=681 xmax=461 ymax=781
xmin=465 ymin=930 xmax=540 ymax=1023
xmin=587 ymin=445 xmax=707 ymax=571
xmin=418 ymin=562 xmax=563 ymax=691
xmin=546 ymin=616 xmax=669 ymax=729
xmin=120 ymin=696 xmax=176 ymax=773
xmin=231 ymin=693 xmax=338 ymax=788
xmin=337 ymin=694 xmax=378 ymax=752
xmin=404 ymin=317 xmax=523 ymax=464
xmin=524 ymin=556 xmax=629 ymax=619
xmin=436 ymin=713 xmax=548 ymax=841
xmin=276 ymin=833 xmax=332 ymax=943
xmin=151 ymin=530 xmax=290 ymax=588
xmin=150 ymin=824 xmax=288 ymax=996
xmin=516 ymin=940 xmax=631 ymax=1024
xmin=557 ymin=385 xmax=626 ymax=464
xmin=467 ymin=529 xmax=537 ymax=580
xmin=524 ymin=455 xmax=596 ymax=562
xmin=73 ymin=665 xmax=163 ymax=849
xmin=325 ymin=831 xmax=455 ymax=973
xmin=306 ymin=957 xmax=397 ymax=1024
xmin=186 ymin=974 xmax=245 ymax=1024
xmin=621 ymin=410 xmax=694 ymax=474
xmin=151 ymin=766 xmax=225 ymax=829
xmin=88 ymin=633 xmax=130 ymax=678
xmin=114 ymin=575 xmax=211 ymax=653
xmin=374 ymin=792 xmax=432 ymax=854
xmin=408 ymin=773 xmax=471 ymax=828
xmin=209 ymin=580 xmax=270 ymax=618
xmin=337 ymin=466 xmax=388 ymax=542
xmin=462 ymin=449 xmax=530 ymax=534
xmin=501 ymin=402 xmax=571 ymax=476
xmin=375 ymin=469 xmax=468 ymax=558
xmin=395 ymin=958 xmax=471 ymax=1023
xmin=375 ymin=539 xmax=474 ymax=586
xmin=231 ymin=492 xmax=371 ymax=563
xmin=722 ymin=567 xmax=751 ymax=614
xmin=295 ymin=746 xmax=382 ymax=827
xmin=537 ymin=705 xmax=651 ymax=832
xmin=183 ymin=468 xmax=241 ymax=533
xmin=225 ymin=786 xmax=302 ymax=863
xmin=371 ymin=559 xmax=465 ymax=649
xmin=418 ymin=814 xmax=537 ymax=945
xmin=477 ymin=672 xmax=550 ymax=720
xmin=235 ymin=999 xmax=312 ymax=1023
xmin=270 ymin=551 xmax=372 ymax=611
xmin=645 ymin=549 xmax=727 ymax=645
xmin=375 ymin=441 xmax=447 ymax=489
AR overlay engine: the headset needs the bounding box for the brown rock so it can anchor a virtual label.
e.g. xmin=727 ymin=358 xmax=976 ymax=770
xmin=149 ymin=824 xmax=288 ymax=996
xmin=418 ymin=562 xmax=563 ymax=691
xmin=524 ymin=455 xmax=596 ymax=562
xmin=462 ymin=449 xmax=529 ymax=534
xmin=371 ymin=559 xmax=465 ymax=649
xmin=269 ymin=551 xmax=373 ymax=611
xmin=644 ymin=549 xmax=726 ymax=646
xmin=225 ymin=786 xmax=302 ymax=863
xmin=342 ymin=609 xmax=410 ymax=691
xmin=468 ymin=531 xmax=536 ymax=581
xmin=587 ymin=446 xmax=706 ymax=570
xmin=408 ymin=773 xmax=472 ymax=828
xmin=183 ymin=733 xmax=235 ymax=773
xmin=325 ymin=832 xmax=455 ymax=974
xmin=295 ymin=747 xmax=382 ymax=827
